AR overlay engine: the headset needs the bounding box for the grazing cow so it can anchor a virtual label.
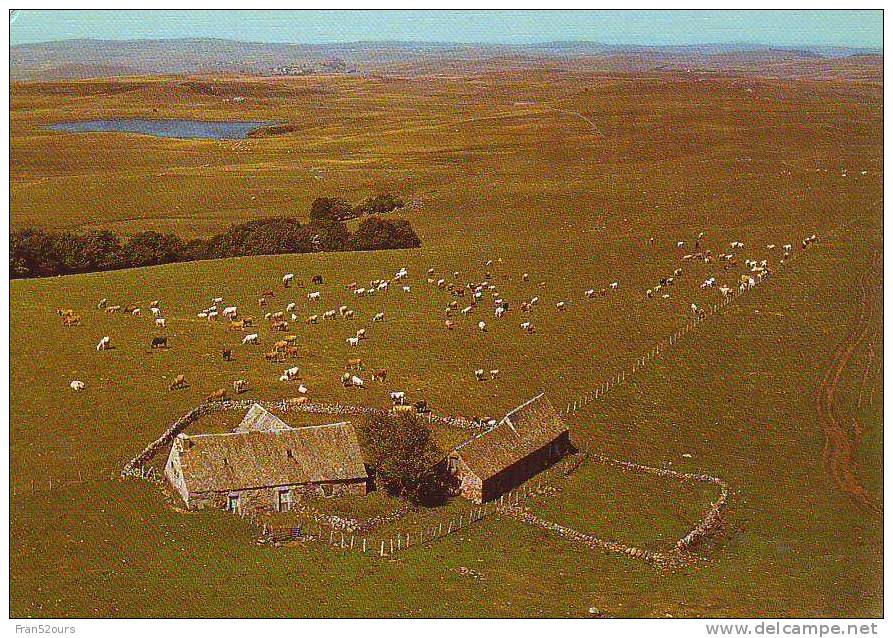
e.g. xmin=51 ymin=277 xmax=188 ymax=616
xmin=223 ymin=349 xmax=233 ymax=361
xmin=609 ymin=282 xmax=619 ymax=291
xmin=344 ymin=310 xmax=355 ymax=319
xmin=312 ymin=274 xmax=323 ymax=285
xmin=495 ymin=306 xmax=506 ymax=318
xmin=585 ymin=289 xmax=596 ymax=299
xmin=341 ymin=372 xmax=352 ymax=387
xmin=392 ymin=404 xmax=417 ymax=415
xmin=97 ymin=298 xmax=108 ymax=309
xmin=646 ymin=289 xmax=653 ymax=299
xmin=308 ymin=291 xmax=321 ymax=302
xmin=389 ymin=391 xmax=406 ymax=406
xmin=347 ymin=337 xmax=360 ymax=347
xmin=155 ymin=317 xmax=166 ymax=328
xmin=461 ymin=306 xmax=473 ymax=316
xmin=283 ymin=273 xmax=294 ymax=287
xmin=70 ymin=380 xmax=85 ymax=391
xmin=288 ymin=396 xmax=309 ymax=406
xmin=478 ymin=321 xmax=487 ymax=332
xmin=372 ymin=369 xmax=388 ymax=382
xmin=355 ymin=288 xmax=366 ymax=296
xmin=522 ymin=273 xmax=530 ymax=282
xmin=207 ymin=311 xmax=218 ymax=321
xmin=151 ymin=336 xmax=168 ymax=349
xmin=286 ymin=302 xmax=296 ymax=313
xmin=372 ymin=312 xmax=385 ymax=322
xmin=474 ymin=369 xmax=486 ymax=381
xmin=229 ymin=319 xmax=246 ymax=331
xmin=233 ymin=379 xmax=248 ymax=394
xmin=282 ymin=366 xmax=300 ymax=380
xmin=323 ymin=310 xmax=337 ymax=321
xmin=297 ymin=384 xmax=308 ymax=395
xmin=690 ymin=303 xmax=699 ymax=315
xmin=489 ymin=369 xmax=500 ymax=379
xmin=350 ymin=375 xmax=364 ymax=388
xmin=356 ymin=328 xmax=367 ymax=340
xmin=339 ymin=305 xmax=349 ymax=317
xmin=168 ymin=374 xmax=188 ymax=391
xmin=131 ymin=308 xmax=141 ymax=317
xmin=265 ymin=351 xmax=285 ymax=363
xmin=556 ymin=301 xmax=566 ymax=310
xmin=151 ymin=307 xmax=161 ymax=317
xmin=242 ymin=333 xmax=259 ymax=345
xmin=414 ymin=400 xmax=430 ymax=414
xmin=402 ymin=286 xmax=411 ymax=293
xmin=205 ymin=389 xmax=226 ymax=402
xmin=258 ymin=297 xmax=267 ymax=307
xmin=271 ymin=320 xmax=288 ymax=332
xmin=445 ymin=320 xmax=455 ymax=330
xmin=286 ymin=346 xmax=299 ymax=358
xmin=223 ymin=306 xmax=237 ymax=318
xmin=520 ymin=321 xmax=534 ymax=333
xmin=96 ymin=336 xmax=111 ymax=351
xmin=62 ymin=315 xmax=81 ymax=327
xmin=273 ymin=340 xmax=288 ymax=352
xmin=306 ymin=314 xmax=318 ymax=324
xmin=106 ymin=305 xmax=122 ymax=314
xmin=270 ymin=311 xmax=284 ymax=321
xmin=346 ymin=358 xmax=363 ymax=370
xmin=530 ymin=296 xmax=539 ymax=306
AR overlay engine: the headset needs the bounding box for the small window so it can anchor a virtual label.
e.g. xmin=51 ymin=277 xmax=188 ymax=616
xmin=321 ymin=484 xmax=333 ymax=497
xmin=448 ymin=457 xmax=459 ymax=474
xmin=227 ymin=493 xmax=240 ymax=513
xmin=278 ymin=489 xmax=291 ymax=512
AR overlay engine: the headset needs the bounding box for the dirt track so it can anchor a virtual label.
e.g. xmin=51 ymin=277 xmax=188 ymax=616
xmin=815 ymin=249 xmax=882 ymax=512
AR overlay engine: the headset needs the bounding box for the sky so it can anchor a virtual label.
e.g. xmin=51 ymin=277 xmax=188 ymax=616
xmin=9 ymin=10 xmax=883 ymax=49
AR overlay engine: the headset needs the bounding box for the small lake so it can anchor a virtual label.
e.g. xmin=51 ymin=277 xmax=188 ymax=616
xmin=48 ymin=118 xmax=278 ymax=140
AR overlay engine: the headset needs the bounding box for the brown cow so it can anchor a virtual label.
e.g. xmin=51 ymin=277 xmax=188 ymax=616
xmin=372 ymin=369 xmax=388 ymax=382
xmin=205 ymin=388 xmax=226 ymax=402
xmin=168 ymin=374 xmax=188 ymax=391
xmin=62 ymin=315 xmax=82 ymax=327
xmin=229 ymin=319 xmax=246 ymax=331
xmin=271 ymin=320 xmax=288 ymax=332
xmin=345 ymin=357 xmax=363 ymax=370
xmin=273 ymin=340 xmax=288 ymax=352
xmin=286 ymin=396 xmax=309 ymax=406
xmin=445 ymin=320 xmax=455 ymax=330
xmin=264 ymin=351 xmax=285 ymax=363
xmin=286 ymin=346 xmax=300 ymax=358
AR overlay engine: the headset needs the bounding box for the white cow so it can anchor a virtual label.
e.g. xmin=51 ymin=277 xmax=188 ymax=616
xmin=223 ymin=306 xmax=238 ymax=317
xmin=286 ymin=303 xmax=296 ymax=313
xmin=242 ymin=333 xmax=259 ymax=345
xmin=390 ymin=391 xmax=406 ymax=405
xmin=70 ymin=380 xmax=85 ymax=391
xmin=347 ymin=337 xmax=360 ymax=347
xmin=131 ymin=308 xmax=141 ymax=317
xmin=96 ymin=336 xmax=110 ymax=351
xmin=474 ymin=369 xmax=486 ymax=381
xmin=155 ymin=317 xmax=166 ymax=328
xmin=308 ymin=292 xmax=321 ymax=301
xmin=282 ymin=273 xmax=294 ymax=287
xmin=478 ymin=321 xmax=487 ymax=332
xmin=373 ymin=312 xmax=385 ymax=322
xmin=402 ymin=286 xmax=411 ymax=293
xmin=494 ymin=307 xmax=506 ymax=318
xmin=609 ymin=282 xmax=619 ymax=290
xmin=351 ymin=375 xmax=364 ymax=388
xmin=151 ymin=307 xmax=162 ymax=317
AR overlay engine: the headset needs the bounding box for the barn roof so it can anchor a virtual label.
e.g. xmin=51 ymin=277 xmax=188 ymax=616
xmin=454 ymin=393 xmax=567 ymax=481
xmin=235 ymin=403 xmax=292 ymax=433
xmin=175 ymin=421 xmax=367 ymax=494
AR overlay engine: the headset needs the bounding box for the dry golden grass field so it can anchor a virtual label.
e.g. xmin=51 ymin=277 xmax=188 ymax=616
xmin=10 ymin=71 xmax=882 ymax=617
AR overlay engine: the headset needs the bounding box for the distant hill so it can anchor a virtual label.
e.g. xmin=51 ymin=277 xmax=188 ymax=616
xmin=10 ymin=37 xmax=883 ymax=81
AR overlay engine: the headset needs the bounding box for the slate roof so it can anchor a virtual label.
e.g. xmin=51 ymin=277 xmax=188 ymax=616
xmin=234 ymin=403 xmax=292 ymax=433
xmin=175 ymin=421 xmax=367 ymax=494
xmin=454 ymin=393 xmax=567 ymax=481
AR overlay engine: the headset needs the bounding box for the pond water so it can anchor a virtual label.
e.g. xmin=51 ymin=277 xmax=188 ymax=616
xmin=48 ymin=118 xmax=278 ymax=140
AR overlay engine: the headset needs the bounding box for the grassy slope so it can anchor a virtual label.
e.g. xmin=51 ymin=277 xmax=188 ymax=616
xmin=9 ymin=72 xmax=882 ymax=617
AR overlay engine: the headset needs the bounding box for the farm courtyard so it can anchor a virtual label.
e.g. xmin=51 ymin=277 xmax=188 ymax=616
xmin=9 ymin=71 xmax=882 ymax=617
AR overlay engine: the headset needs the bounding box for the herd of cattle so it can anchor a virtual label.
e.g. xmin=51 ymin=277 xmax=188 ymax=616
xmin=61 ymin=231 xmax=818 ymax=414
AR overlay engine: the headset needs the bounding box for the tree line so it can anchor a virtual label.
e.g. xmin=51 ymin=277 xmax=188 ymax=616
xmin=11 ymin=198 xmax=420 ymax=279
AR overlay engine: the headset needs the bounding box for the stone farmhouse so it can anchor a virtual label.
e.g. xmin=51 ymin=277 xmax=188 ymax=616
xmin=446 ymin=393 xmax=572 ymax=503
xmin=165 ymin=404 xmax=368 ymax=512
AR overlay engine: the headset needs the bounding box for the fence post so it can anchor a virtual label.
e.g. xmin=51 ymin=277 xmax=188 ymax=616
xmin=380 ymin=540 xmax=385 ymax=557
xmin=363 ymin=538 xmax=367 ymax=553
xmin=439 ymin=522 xmax=443 ymax=536
xmin=390 ymin=538 xmax=394 ymax=554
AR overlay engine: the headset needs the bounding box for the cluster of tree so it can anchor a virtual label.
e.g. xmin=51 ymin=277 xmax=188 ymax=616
xmin=361 ymin=412 xmax=456 ymax=506
xmin=309 ymin=193 xmax=405 ymax=223
xmin=10 ymin=215 xmax=420 ymax=279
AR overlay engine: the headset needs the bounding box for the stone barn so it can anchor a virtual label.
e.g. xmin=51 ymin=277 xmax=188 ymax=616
xmin=165 ymin=404 xmax=368 ymax=512
xmin=447 ymin=393 xmax=572 ymax=503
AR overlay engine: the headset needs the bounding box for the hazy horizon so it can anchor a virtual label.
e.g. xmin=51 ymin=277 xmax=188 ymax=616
xmin=10 ymin=10 xmax=883 ymax=49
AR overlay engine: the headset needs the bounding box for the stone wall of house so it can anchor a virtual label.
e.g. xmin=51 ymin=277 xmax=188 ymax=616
xmin=188 ymin=479 xmax=368 ymax=512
